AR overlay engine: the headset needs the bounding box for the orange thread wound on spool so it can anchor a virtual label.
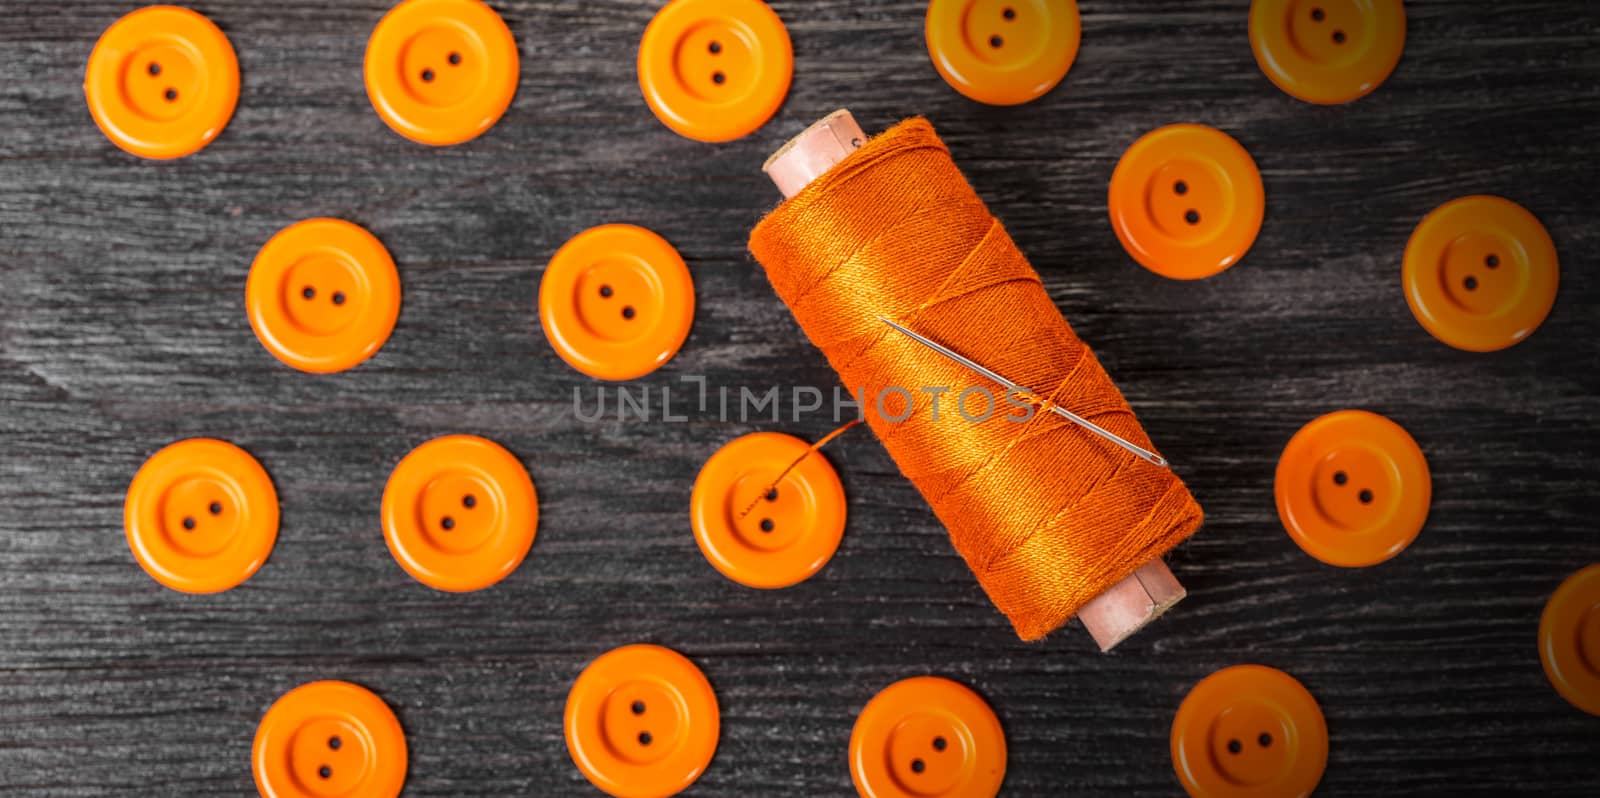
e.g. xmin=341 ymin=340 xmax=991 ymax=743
xmin=749 ymin=118 xmax=1203 ymax=640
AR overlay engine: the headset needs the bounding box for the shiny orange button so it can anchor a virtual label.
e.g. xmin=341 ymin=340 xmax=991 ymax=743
xmin=849 ymin=676 xmax=1006 ymax=798
xmin=1276 ymin=410 xmax=1430 ymax=567
xmin=1403 ymin=195 xmax=1559 ymax=352
xmin=690 ymin=432 xmax=846 ymax=589
xmin=1539 ymin=564 xmax=1600 ymax=716
xmin=381 ymin=435 xmax=537 ymax=592
xmin=638 ymin=0 xmax=793 ymax=142
xmin=565 ymin=644 xmax=719 ymax=798
xmin=253 ymin=680 xmax=407 ymax=798
xmin=926 ymin=0 xmax=1080 ymax=106
xmin=124 ymin=438 xmax=277 ymax=594
xmin=1250 ymin=0 xmax=1406 ymax=105
xmin=1172 ymin=665 xmax=1327 ymax=798
xmin=540 ymin=224 xmax=695 ymax=381
xmin=85 ymin=6 xmax=239 ymax=159
xmin=246 ymin=218 xmax=402 ymax=374
xmin=365 ymin=0 xmax=518 ymax=146
xmin=1109 ymin=124 xmax=1265 ymax=280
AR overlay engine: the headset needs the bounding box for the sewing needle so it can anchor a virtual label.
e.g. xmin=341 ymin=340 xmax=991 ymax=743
xmin=878 ymin=316 xmax=1169 ymax=468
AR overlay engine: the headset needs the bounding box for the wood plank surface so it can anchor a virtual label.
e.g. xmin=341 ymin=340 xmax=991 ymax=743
xmin=1 ymin=1 xmax=1596 ymax=795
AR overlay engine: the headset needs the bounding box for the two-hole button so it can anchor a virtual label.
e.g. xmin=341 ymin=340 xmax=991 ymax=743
xmin=1250 ymin=0 xmax=1406 ymax=105
xmin=638 ymin=0 xmax=793 ymax=142
xmin=253 ymin=680 xmax=407 ymax=798
xmin=565 ymin=644 xmax=719 ymax=798
xmin=1403 ymin=195 xmax=1559 ymax=352
xmin=926 ymin=0 xmax=1080 ymax=106
xmin=365 ymin=0 xmax=519 ymax=145
xmin=85 ymin=6 xmax=239 ymax=159
xmin=690 ymin=432 xmax=847 ymax=589
xmin=540 ymin=224 xmax=695 ymax=381
xmin=1276 ymin=410 xmax=1431 ymax=567
xmin=381 ymin=435 xmax=538 ymax=592
xmin=1539 ymin=564 xmax=1600 ymax=716
xmin=1109 ymin=124 xmax=1265 ymax=279
xmin=1171 ymin=665 xmax=1327 ymax=798
xmin=124 ymin=438 xmax=278 ymax=593
xmin=849 ymin=676 xmax=1006 ymax=798
xmin=247 ymin=218 xmax=402 ymax=374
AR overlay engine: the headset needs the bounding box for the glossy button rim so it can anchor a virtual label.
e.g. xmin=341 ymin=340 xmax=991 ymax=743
xmin=638 ymin=0 xmax=793 ymax=142
xmin=925 ymin=0 xmax=1080 ymax=106
xmin=1171 ymin=665 xmax=1328 ymax=798
xmin=539 ymin=224 xmax=695 ymax=381
xmin=84 ymin=5 xmax=240 ymax=159
xmin=246 ymin=218 xmax=402 ymax=374
xmin=1538 ymin=563 xmax=1600 ymax=716
xmin=1275 ymin=409 xmax=1430 ymax=567
xmin=565 ymin=644 xmax=719 ymax=798
xmin=364 ymin=0 xmax=519 ymax=146
xmin=849 ymin=675 xmax=1007 ymax=798
xmin=690 ymin=432 xmax=847 ymax=589
xmin=252 ymin=680 xmax=407 ymax=798
xmin=1402 ymin=195 xmax=1559 ymax=352
xmin=381 ymin=434 xmax=538 ymax=592
xmin=1108 ymin=123 xmax=1265 ymax=280
xmin=1249 ymin=0 xmax=1407 ymax=105
xmin=124 ymin=437 xmax=278 ymax=594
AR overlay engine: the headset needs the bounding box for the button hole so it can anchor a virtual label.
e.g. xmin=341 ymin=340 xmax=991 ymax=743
xmin=765 ymin=488 xmax=778 ymax=502
xmin=1485 ymin=254 xmax=1500 ymax=268
xmin=911 ymin=758 xmax=926 ymax=773
xmin=989 ymin=35 xmax=1004 ymax=48
xmin=1463 ymin=276 xmax=1478 ymax=291
xmin=302 ymin=286 xmax=316 ymax=300
xmin=332 ymin=291 xmax=347 ymax=305
xmin=1003 ymin=7 xmax=1016 ymax=21
xmin=441 ymin=516 xmax=455 ymax=530
xmin=421 ymin=69 xmax=435 ymax=82
xmin=462 ymin=494 xmax=477 ymax=509
xmin=328 ymin=736 xmax=342 ymax=750
xmin=638 ymin=731 xmax=653 ymax=746
xmin=932 ymin=736 xmax=947 ymax=751
xmin=712 ymin=71 xmax=726 ymax=85
xmin=1358 ymin=489 xmax=1374 ymax=504
xmin=1184 ymin=209 xmax=1201 ymax=225
xmin=599 ymin=285 xmax=613 ymax=298
xmin=1227 ymin=739 xmax=1242 ymax=754
xmin=709 ymin=41 xmax=722 ymax=54
xmin=1332 ymin=30 xmax=1346 ymax=43
xmin=622 ymin=306 xmax=636 ymax=320
xmin=181 ymin=516 xmax=196 ymax=531
xmin=147 ymin=62 xmax=161 ymax=77
xmin=759 ymin=518 xmax=775 ymax=532
xmin=163 ymin=88 xmax=178 ymax=102
xmin=631 ymin=700 xmax=646 ymax=715
xmin=208 ymin=501 xmax=223 ymax=516
xmin=448 ymin=52 xmax=462 ymax=66
xmin=318 ymin=765 xmax=332 ymax=779
xmin=1311 ymin=7 xmax=1325 ymax=21
xmin=1173 ymin=180 xmax=1188 ymax=195
xmin=1258 ymin=732 xmax=1273 ymax=748
xmin=1333 ymin=470 xmax=1347 ymax=486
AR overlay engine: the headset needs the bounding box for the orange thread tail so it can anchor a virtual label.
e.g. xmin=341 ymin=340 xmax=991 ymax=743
xmin=736 ymin=419 xmax=863 ymax=520
xmin=749 ymin=118 xmax=1204 ymax=640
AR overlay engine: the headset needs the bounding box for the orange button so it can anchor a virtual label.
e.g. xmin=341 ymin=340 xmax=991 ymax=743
xmin=1276 ymin=410 xmax=1430 ymax=567
xmin=690 ymin=432 xmax=846 ymax=589
xmin=253 ymin=680 xmax=407 ymax=798
xmin=849 ymin=676 xmax=1006 ymax=798
xmin=540 ymin=224 xmax=695 ymax=381
xmin=124 ymin=438 xmax=277 ymax=594
xmin=246 ymin=218 xmax=402 ymax=374
xmin=1539 ymin=564 xmax=1600 ymax=716
xmin=638 ymin=0 xmax=793 ymax=142
xmin=381 ymin=435 xmax=537 ymax=592
xmin=1109 ymin=124 xmax=1265 ymax=280
xmin=365 ymin=0 xmax=519 ymax=146
xmin=1171 ymin=665 xmax=1327 ymax=798
xmin=926 ymin=0 xmax=1080 ymax=106
xmin=1250 ymin=0 xmax=1406 ymax=105
xmin=1403 ymin=195 xmax=1559 ymax=352
xmin=565 ymin=644 xmax=719 ymax=798
xmin=84 ymin=6 xmax=239 ymax=159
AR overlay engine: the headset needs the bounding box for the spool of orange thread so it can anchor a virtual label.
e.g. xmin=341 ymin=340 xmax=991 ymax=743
xmin=752 ymin=111 xmax=1202 ymax=649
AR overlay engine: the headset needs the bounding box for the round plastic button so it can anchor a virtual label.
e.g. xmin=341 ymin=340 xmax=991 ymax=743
xmin=124 ymin=438 xmax=277 ymax=594
xmin=926 ymin=0 xmax=1080 ymax=106
xmin=1109 ymin=124 xmax=1265 ymax=280
xmin=1250 ymin=0 xmax=1406 ymax=105
xmin=690 ymin=432 xmax=846 ymax=589
xmin=638 ymin=0 xmax=793 ymax=142
xmin=84 ymin=6 xmax=239 ymax=159
xmin=849 ymin=676 xmax=1006 ymax=798
xmin=364 ymin=0 xmax=518 ymax=146
xmin=246 ymin=218 xmax=402 ymax=374
xmin=565 ymin=644 xmax=719 ymax=798
xmin=253 ymin=680 xmax=407 ymax=798
xmin=1171 ymin=665 xmax=1327 ymax=798
xmin=1403 ymin=195 xmax=1559 ymax=352
xmin=1276 ymin=410 xmax=1430 ymax=567
xmin=1539 ymin=564 xmax=1600 ymax=716
xmin=539 ymin=224 xmax=695 ymax=381
xmin=381 ymin=435 xmax=537 ymax=592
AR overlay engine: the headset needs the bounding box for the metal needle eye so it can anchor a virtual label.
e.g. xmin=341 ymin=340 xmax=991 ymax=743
xmin=878 ymin=316 xmax=1169 ymax=468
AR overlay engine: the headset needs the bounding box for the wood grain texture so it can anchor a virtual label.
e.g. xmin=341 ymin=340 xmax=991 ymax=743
xmin=1 ymin=0 xmax=1597 ymax=795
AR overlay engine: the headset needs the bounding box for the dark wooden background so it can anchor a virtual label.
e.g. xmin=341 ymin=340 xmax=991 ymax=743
xmin=2 ymin=1 xmax=1596 ymax=795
